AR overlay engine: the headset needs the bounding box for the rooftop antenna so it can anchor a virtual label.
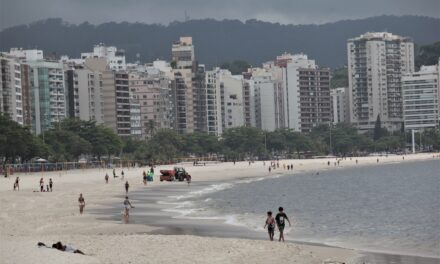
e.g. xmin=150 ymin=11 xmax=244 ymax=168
xmin=184 ymin=10 xmax=190 ymax=22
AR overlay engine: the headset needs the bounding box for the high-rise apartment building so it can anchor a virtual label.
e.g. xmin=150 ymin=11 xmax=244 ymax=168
xmin=81 ymin=44 xmax=126 ymax=71
xmin=129 ymin=70 xmax=173 ymax=138
xmin=402 ymin=61 xmax=440 ymax=131
xmin=171 ymin=36 xmax=207 ymax=133
xmin=253 ymin=75 xmax=285 ymax=131
xmin=204 ymin=69 xmax=247 ymax=135
xmin=347 ymin=32 xmax=414 ymax=132
xmin=172 ymin=37 xmax=195 ymax=70
xmin=64 ymin=59 xmax=106 ymax=123
xmin=0 ymin=54 xmax=25 ymax=125
xmin=331 ymin=87 xmax=350 ymax=124
xmin=114 ymin=72 xmax=131 ymax=136
xmin=84 ymin=59 xmax=119 ymax=134
xmin=27 ymin=60 xmax=67 ymax=134
xmin=281 ymin=54 xmax=332 ymax=132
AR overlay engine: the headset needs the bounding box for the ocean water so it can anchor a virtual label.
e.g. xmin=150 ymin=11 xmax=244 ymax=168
xmin=170 ymin=160 xmax=440 ymax=258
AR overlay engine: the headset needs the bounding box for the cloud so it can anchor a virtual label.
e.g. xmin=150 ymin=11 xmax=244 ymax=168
xmin=1 ymin=0 xmax=439 ymax=30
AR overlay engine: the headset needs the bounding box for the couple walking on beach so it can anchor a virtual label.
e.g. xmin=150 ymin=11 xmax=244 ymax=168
xmin=264 ymin=207 xmax=291 ymax=242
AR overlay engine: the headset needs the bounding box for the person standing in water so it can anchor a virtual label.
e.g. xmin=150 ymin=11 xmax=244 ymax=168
xmin=186 ymin=174 xmax=192 ymax=186
xmin=264 ymin=211 xmax=276 ymax=241
xmin=78 ymin=194 xmax=85 ymax=215
xmin=275 ymin=207 xmax=291 ymax=242
xmin=123 ymin=196 xmax=134 ymax=221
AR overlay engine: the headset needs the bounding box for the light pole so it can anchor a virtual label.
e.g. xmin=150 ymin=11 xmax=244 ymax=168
xmin=329 ymin=123 xmax=333 ymax=155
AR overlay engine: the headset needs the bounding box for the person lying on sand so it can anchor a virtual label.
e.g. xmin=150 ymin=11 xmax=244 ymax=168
xmin=37 ymin=242 xmax=85 ymax=255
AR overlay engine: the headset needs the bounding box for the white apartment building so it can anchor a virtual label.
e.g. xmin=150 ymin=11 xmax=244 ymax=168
xmin=280 ymin=53 xmax=332 ymax=132
xmin=9 ymin=48 xmax=43 ymax=61
xmin=205 ymin=68 xmax=224 ymax=135
xmin=204 ymin=69 xmax=246 ymax=135
xmin=81 ymin=44 xmax=126 ymax=71
xmin=129 ymin=97 xmax=142 ymax=137
xmin=0 ymin=54 xmax=24 ymax=125
xmin=402 ymin=62 xmax=440 ymax=131
xmin=347 ymin=32 xmax=415 ymax=132
xmin=222 ymin=73 xmax=245 ymax=130
xmin=331 ymin=87 xmax=350 ymax=124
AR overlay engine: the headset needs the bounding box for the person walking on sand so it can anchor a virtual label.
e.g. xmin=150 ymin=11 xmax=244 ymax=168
xmin=275 ymin=207 xmax=291 ymax=242
xmin=105 ymin=173 xmax=109 ymax=184
xmin=123 ymin=196 xmax=134 ymax=221
xmin=113 ymin=168 xmax=117 ymax=179
xmin=264 ymin=211 xmax=276 ymax=241
xmin=14 ymin=177 xmax=19 ymax=191
xmin=78 ymin=194 xmax=85 ymax=215
xmin=49 ymin=178 xmax=53 ymax=192
xmin=125 ymin=181 xmax=130 ymax=193
xmin=121 ymin=170 xmax=125 ymax=180
xmin=39 ymin=178 xmax=44 ymax=192
xmin=143 ymin=171 xmax=147 ymax=185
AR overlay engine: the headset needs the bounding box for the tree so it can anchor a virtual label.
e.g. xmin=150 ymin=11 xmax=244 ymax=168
xmin=331 ymin=67 xmax=348 ymax=89
xmin=43 ymin=129 xmax=92 ymax=162
xmin=221 ymin=127 xmax=265 ymax=160
xmin=220 ymin=60 xmax=251 ymax=75
xmin=371 ymin=115 xmax=389 ymax=142
xmin=422 ymin=129 xmax=440 ymax=151
xmin=145 ymin=119 xmax=157 ymax=138
xmin=0 ymin=114 xmax=43 ymax=166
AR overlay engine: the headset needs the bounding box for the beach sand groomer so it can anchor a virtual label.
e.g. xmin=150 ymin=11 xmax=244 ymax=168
xmin=78 ymin=193 xmax=85 ymax=215
xmin=264 ymin=211 xmax=276 ymax=241
xmin=275 ymin=207 xmax=291 ymax=242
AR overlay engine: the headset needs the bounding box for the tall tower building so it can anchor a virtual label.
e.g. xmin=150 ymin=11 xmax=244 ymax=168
xmin=281 ymin=54 xmax=332 ymax=132
xmin=27 ymin=60 xmax=67 ymax=134
xmin=402 ymin=61 xmax=440 ymax=131
xmin=347 ymin=32 xmax=414 ymax=132
xmin=171 ymin=37 xmax=206 ymax=133
xmin=0 ymin=54 xmax=25 ymax=125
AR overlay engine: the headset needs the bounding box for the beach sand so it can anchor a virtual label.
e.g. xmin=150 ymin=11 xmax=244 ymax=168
xmin=0 ymin=153 xmax=437 ymax=264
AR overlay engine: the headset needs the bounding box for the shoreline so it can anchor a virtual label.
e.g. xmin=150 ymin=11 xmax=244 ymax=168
xmin=96 ymin=161 xmax=440 ymax=263
xmin=1 ymin=153 xmax=439 ymax=264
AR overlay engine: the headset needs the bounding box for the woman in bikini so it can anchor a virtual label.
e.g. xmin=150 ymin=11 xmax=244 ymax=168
xmin=78 ymin=194 xmax=85 ymax=215
xmin=123 ymin=196 xmax=134 ymax=222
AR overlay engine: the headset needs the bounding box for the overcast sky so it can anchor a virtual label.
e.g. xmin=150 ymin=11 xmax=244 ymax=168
xmin=1 ymin=0 xmax=439 ymax=30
